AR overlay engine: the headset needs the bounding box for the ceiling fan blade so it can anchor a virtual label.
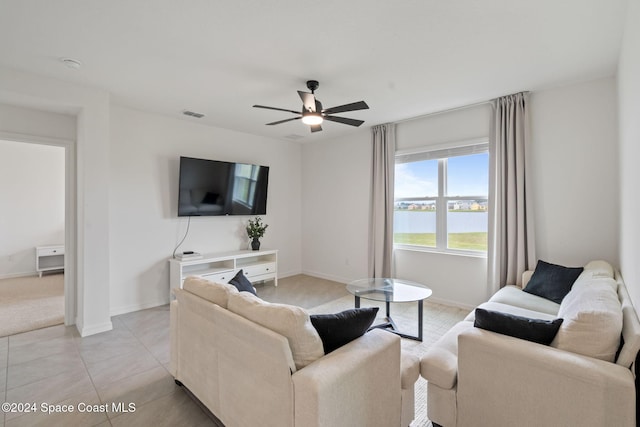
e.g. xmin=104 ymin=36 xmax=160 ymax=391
xmin=253 ymin=105 xmax=300 ymax=115
xmin=266 ymin=117 xmax=301 ymax=126
xmin=310 ymin=124 xmax=322 ymax=133
xmin=323 ymin=115 xmax=365 ymax=127
xmin=322 ymin=101 xmax=369 ymax=115
xmin=297 ymin=91 xmax=316 ymax=112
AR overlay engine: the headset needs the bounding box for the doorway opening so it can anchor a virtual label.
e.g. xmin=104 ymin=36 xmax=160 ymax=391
xmin=0 ymin=138 xmax=74 ymax=337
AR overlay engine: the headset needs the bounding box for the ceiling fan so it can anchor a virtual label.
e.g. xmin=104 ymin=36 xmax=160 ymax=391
xmin=253 ymin=80 xmax=369 ymax=133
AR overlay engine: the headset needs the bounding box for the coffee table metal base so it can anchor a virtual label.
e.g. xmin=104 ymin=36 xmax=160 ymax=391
xmin=354 ymin=296 xmax=423 ymax=341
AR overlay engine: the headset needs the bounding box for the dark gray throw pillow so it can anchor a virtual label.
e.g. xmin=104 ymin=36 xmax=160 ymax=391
xmin=474 ymin=308 xmax=563 ymax=345
xmin=523 ymin=260 xmax=584 ymax=304
xmin=310 ymin=307 xmax=379 ymax=354
xmin=228 ymin=269 xmax=256 ymax=295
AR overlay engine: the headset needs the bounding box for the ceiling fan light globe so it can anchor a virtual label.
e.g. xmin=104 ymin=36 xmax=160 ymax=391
xmin=301 ymin=114 xmax=323 ymax=125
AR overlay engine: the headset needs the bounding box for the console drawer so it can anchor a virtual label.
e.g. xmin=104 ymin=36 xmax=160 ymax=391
xmin=243 ymin=262 xmax=276 ymax=279
xmin=38 ymin=246 xmax=65 ymax=257
xmin=200 ymin=270 xmax=234 ymax=284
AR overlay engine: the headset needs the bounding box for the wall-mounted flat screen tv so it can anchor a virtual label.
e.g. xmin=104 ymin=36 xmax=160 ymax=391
xmin=178 ymin=156 xmax=269 ymax=217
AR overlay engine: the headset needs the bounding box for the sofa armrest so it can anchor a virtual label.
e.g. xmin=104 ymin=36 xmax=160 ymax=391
xmin=521 ymin=270 xmax=533 ymax=288
xmin=292 ymin=329 xmax=402 ymax=427
xmin=457 ymin=327 xmax=636 ymax=427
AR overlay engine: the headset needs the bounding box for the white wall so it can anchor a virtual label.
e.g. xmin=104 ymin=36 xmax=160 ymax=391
xmin=618 ymin=0 xmax=640 ymax=310
xmin=109 ymin=106 xmax=302 ymax=314
xmin=302 ymin=78 xmax=619 ymax=308
xmin=0 ymin=103 xmax=76 ymax=141
xmin=301 ymin=131 xmax=372 ymax=283
xmin=0 ymin=140 xmax=65 ymax=277
xmin=530 ymin=78 xmax=619 ymax=267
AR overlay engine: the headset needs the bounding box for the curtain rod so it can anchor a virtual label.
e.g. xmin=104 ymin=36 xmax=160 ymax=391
xmin=394 ymin=99 xmax=492 ymax=124
xmin=393 ymin=91 xmax=530 ymax=125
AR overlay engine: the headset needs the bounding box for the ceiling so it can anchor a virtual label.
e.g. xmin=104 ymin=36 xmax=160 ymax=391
xmin=0 ymin=0 xmax=629 ymax=142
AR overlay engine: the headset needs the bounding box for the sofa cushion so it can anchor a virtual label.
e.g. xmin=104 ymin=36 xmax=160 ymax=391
xmin=583 ymin=260 xmax=614 ymax=278
xmin=183 ymin=275 xmax=238 ymax=308
xmin=227 ymin=292 xmax=324 ymax=370
xmin=474 ymin=308 xmax=563 ymax=345
xmin=465 ymin=302 xmax=558 ymax=323
xmin=420 ymin=321 xmax=475 ymax=389
xmin=310 ymin=307 xmax=378 ymax=354
xmin=572 ymin=276 xmax=618 ymax=293
xmin=488 ymin=286 xmax=561 ymax=316
xmin=228 ymin=269 xmax=257 ymax=295
xmin=523 ymin=260 xmax=584 ymax=304
xmin=551 ymin=281 xmax=622 ymax=362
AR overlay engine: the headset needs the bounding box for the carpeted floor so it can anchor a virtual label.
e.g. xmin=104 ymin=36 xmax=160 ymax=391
xmin=0 ymin=273 xmax=64 ymax=337
xmin=306 ymin=294 xmax=470 ymax=427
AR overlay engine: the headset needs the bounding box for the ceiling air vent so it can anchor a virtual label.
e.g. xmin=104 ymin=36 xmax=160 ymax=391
xmin=182 ymin=110 xmax=205 ymax=118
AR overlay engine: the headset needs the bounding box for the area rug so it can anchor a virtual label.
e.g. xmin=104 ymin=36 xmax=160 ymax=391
xmin=0 ymin=273 xmax=64 ymax=337
xmin=308 ymin=295 xmax=470 ymax=427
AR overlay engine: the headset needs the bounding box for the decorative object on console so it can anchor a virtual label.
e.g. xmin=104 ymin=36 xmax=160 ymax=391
xmin=246 ymin=216 xmax=268 ymax=250
xmin=310 ymin=307 xmax=379 ymax=353
xmin=175 ymin=251 xmax=202 ymax=261
xmin=523 ymin=259 xmax=584 ymax=304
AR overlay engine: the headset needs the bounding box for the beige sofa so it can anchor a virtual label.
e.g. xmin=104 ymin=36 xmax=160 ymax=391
xmin=170 ymin=276 xmax=420 ymax=427
xmin=421 ymin=260 xmax=640 ymax=427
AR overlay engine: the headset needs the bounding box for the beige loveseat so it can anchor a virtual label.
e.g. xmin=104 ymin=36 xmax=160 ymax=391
xmin=170 ymin=276 xmax=420 ymax=427
xmin=421 ymin=260 xmax=640 ymax=427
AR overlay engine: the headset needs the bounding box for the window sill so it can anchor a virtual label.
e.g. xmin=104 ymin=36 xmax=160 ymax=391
xmin=393 ymin=244 xmax=487 ymax=259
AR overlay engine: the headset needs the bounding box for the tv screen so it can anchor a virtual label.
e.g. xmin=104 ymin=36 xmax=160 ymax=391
xmin=178 ymin=156 xmax=269 ymax=217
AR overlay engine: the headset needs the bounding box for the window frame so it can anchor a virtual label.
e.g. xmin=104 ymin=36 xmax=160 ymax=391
xmin=394 ymin=138 xmax=489 ymax=257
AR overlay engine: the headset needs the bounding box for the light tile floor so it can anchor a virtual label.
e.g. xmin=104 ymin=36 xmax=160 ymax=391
xmin=0 ymin=275 xmax=469 ymax=427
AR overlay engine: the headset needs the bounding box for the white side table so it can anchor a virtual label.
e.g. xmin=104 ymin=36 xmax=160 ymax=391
xmin=36 ymin=245 xmax=65 ymax=277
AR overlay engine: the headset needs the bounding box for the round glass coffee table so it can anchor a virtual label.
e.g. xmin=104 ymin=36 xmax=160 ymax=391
xmin=347 ymin=278 xmax=433 ymax=341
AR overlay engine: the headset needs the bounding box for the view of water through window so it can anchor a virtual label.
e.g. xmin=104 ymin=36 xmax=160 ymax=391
xmin=394 ymin=149 xmax=489 ymax=252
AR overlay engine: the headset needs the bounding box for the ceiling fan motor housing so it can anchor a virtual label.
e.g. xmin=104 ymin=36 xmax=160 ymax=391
xmin=306 ymin=80 xmax=319 ymax=92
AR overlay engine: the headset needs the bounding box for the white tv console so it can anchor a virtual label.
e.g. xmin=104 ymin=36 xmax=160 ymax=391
xmin=169 ymin=249 xmax=278 ymax=299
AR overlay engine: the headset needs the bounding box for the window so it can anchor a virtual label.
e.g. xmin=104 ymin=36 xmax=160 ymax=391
xmin=394 ymin=141 xmax=489 ymax=253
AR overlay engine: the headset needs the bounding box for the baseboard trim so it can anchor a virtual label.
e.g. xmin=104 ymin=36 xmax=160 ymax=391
xmin=301 ymin=270 xmax=350 ymax=285
xmin=277 ymin=269 xmax=302 ymax=279
xmin=110 ymin=299 xmax=168 ymax=317
xmin=428 ymin=296 xmax=475 ymax=311
xmin=76 ymin=320 xmax=113 ymax=337
xmin=0 ymin=272 xmax=38 ymax=280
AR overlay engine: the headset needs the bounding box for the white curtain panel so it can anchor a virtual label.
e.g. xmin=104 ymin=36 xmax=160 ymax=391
xmin=487 ymin=92 xmax=536 ymax=294
xmin=369 ymin=123 xmax=396 ymax=278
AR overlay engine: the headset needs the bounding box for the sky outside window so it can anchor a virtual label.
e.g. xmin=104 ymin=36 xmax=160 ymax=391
xmin=395 ymin=153 xmax=488 ymax=198
xmin=395 ymin=159 xmax=438 ymax=198
xmin=446 ymin=153 xmax=488 ymax=196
